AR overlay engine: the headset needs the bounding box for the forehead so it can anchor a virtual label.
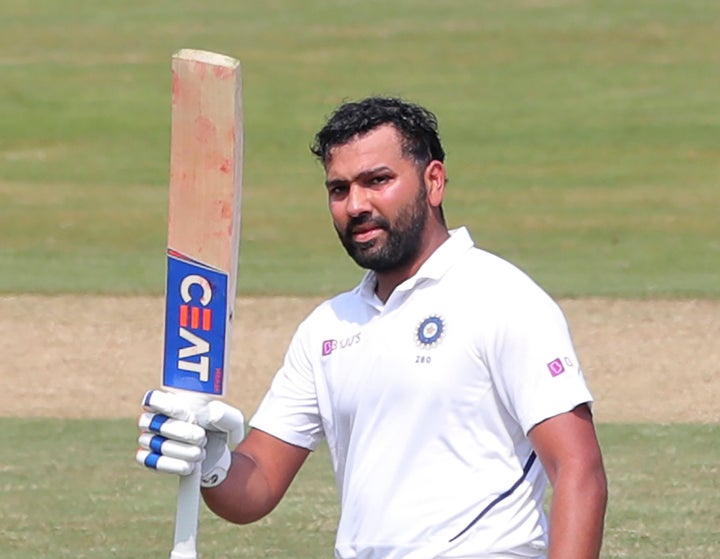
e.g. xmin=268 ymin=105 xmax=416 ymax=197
xmin=325 ymin=124 xmax=407 ymax=176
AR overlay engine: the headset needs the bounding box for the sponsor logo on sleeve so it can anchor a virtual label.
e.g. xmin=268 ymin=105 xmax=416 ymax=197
xmin=547 ymin=358 xmax=566 ymax=377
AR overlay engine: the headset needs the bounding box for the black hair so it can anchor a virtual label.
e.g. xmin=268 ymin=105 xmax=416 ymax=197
xmin=310 ymin=97 xmax=445 ymax=168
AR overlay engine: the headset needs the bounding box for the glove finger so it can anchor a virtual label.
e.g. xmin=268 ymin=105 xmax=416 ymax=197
xmin=137 ymin=433 xmax=205 ymax=462
xmin=136 ymin=449 xmax=195 ymax=476
xmin=138 ymin=412 xmax=206 ymax=445
xmin=142 ymin=390 xmax=196 ymax=422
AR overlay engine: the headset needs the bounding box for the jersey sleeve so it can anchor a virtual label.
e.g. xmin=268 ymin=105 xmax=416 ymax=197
xmin=487 ymin=287 xmax=594 ymax=435
xmin=248 ymin=318 xmax=325 ymax=451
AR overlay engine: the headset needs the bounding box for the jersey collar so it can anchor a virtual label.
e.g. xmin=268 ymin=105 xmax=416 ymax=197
xmin=355 ymin=227 xmax=475 ymax=306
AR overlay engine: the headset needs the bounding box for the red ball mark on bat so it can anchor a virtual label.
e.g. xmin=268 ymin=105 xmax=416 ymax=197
xmin=171 ymin=71 xmax=181 ymax=105
xmin=219 ymin=158 xmax=232 ymax=174
xmin=219 ymin=200 xmax=234 ymax=219
xmin=194 ymin=116 xmax=217 ymax=143
xmin=214 ymin=66 xmax=235 ymax=80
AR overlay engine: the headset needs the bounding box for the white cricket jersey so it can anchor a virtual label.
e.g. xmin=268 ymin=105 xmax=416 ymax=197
xmin=250 ymin=227 xmax=594 ymax=559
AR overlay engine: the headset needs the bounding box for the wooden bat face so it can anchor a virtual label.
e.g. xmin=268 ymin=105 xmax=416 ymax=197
xmin=161 ymin=49 xmax=243 ymax=399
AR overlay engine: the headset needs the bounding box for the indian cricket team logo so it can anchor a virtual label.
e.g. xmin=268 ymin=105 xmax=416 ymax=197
xmin=416 ymin=315 xmax=445 ymax=348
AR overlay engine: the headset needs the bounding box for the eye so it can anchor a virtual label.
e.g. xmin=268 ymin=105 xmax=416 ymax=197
xmin=369 ymin=174 xmax=391 ymax=185
xmin=328 ymin=184 xmax=348 ymax=197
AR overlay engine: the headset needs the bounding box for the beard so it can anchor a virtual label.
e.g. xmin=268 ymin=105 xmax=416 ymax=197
xmin=335 ymin=183 xmax=428 ymax=273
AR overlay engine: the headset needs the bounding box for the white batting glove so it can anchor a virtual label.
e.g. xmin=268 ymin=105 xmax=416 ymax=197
xmin=136 ymin=389 xmax=245 ymax=488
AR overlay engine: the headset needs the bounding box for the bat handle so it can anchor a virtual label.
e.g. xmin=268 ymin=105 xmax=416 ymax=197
xmin=169 ymin=469 xmax=202 ymax=559
xmin=168 ymin=391 xmax=211 ymax=559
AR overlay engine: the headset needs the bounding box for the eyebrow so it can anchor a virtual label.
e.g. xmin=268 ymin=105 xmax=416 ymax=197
xmin=325 ymin=166 xmax=394 ymax=189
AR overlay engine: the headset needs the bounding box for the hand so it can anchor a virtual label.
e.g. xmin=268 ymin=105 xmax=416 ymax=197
xmin=136 ymin=389 xmax=245 ymax=488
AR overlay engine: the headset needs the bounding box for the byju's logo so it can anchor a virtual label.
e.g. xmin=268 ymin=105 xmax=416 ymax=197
xmin=547 ymin=358 xmax=565 ymax=377
xmin=322 ymin=333 xmax=361 ymax=356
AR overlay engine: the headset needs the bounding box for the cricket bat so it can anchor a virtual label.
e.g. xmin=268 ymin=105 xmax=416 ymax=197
xmin=161 ymin=49 xmax=243 ymax=559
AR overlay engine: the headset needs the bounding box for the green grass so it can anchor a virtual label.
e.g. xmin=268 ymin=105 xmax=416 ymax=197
xmin=600 ymin=424 xmax=720 ymax=558
xmin=1 ymin=7 xmax=716 ymax=558
xmin=0 ymin=419 xmax=717 ymax=558
xmin=1 ymin=0 xmax=718 ymax=296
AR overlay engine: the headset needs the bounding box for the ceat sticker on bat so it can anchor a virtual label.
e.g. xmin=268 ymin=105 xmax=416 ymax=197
xmin=163 ymin=250 xmax=228 ymax=396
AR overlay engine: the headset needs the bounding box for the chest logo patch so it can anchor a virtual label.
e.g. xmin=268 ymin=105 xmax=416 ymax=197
xmin=416 ymin=315 xmax=445 ymax=348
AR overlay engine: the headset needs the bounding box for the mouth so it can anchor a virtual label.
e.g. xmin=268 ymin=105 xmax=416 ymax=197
xmin=351 ymin=225 xmax=383 ymax=244
xmin=343 ymin=215 xmax=390 ymax=247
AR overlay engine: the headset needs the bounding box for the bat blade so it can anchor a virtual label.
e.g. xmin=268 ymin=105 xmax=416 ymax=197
xmin=160 ymin=48 xmax=243 ymax=559
xmin=163 ymin=48 xmax=243 ymax=398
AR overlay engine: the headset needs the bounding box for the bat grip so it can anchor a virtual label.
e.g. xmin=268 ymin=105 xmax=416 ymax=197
xmin=168 ymin=392 xmax=211 ymax=559
xmin=170 ymin=470 xmax=202 ymax=559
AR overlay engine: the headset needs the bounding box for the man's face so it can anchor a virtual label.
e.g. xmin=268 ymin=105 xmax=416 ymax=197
xmin=324 ymin=125 xmax=429 ymax=272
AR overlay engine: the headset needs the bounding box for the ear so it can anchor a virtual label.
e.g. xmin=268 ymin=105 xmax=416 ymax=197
xmin=424 ymin=160 xmax=447 ymax=209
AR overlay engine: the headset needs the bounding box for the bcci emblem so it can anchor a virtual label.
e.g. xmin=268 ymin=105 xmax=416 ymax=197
xmin=416 ymin=315 xmax=445 ymax=348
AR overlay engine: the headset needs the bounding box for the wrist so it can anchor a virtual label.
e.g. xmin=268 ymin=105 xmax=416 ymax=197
xmin=201 ymin=445 xmax=231 ymax=488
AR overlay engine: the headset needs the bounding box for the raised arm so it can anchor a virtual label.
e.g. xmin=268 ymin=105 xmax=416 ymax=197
xmin=202 ymin=428 xmax=311 ymax=524
xmin=528 ymin=404 xmax=608 ymax=559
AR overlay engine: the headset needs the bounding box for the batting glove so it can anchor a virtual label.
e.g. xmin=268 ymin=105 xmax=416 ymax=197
xmin=136 ymin=389 xmax=245 ymax=488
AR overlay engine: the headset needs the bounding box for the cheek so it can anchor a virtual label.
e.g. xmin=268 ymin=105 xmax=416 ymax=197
xmin=328 ymin=201 xmax=347 ymax=229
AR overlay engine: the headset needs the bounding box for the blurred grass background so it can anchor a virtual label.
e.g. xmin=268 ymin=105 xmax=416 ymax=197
xmin=1 ymin=0 xmax=718 ymax=296
xmin=1 ymin=2 xmax=719 ymax=558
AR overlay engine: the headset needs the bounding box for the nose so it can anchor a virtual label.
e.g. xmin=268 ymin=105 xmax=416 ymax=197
xmin=345 ymin=184 xmax=371 ymax=217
